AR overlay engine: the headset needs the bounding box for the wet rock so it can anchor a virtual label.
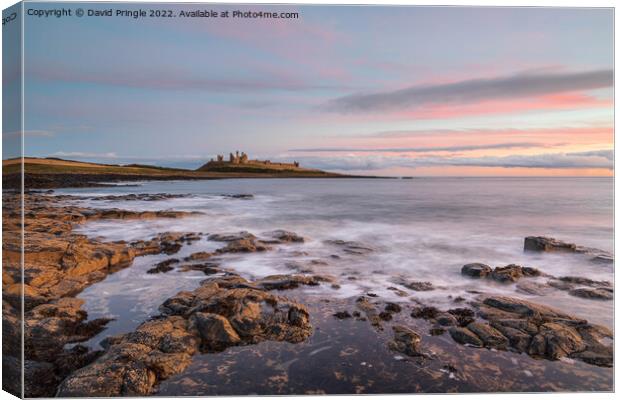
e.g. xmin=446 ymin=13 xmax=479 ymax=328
xmin=384 ymin=302 xmax=402 ymax=313
xmin=184 ymin=252 xmax=212 ymax=262
xmin=190 ymin=313 xmax=241 ymax=351
xmin=411 ymin=306 xmax=440 ymax=320
xmin=208 ymin=231 xmax=256 ymax=242
xmin=222 ymin=194 xmax=254 ymax=200
xmin=591 ymin=254 xmax=614 ymax=264
xmin=429 ymin=327 xmax=446 ymax=336
xmin=467 ymin=322 xmax=509 ymax=349
xmin=262 ymin=230 xmax=305 ymax=244
xmin=379 ymin=311 xmax=393 ymax=321
xmin=450 ymin=295 xmax=616 ymax=367
xmin=215 ymin=238 xmax=271 ymax=254
xmin=388 ymin=326 xmax=422 ymax=356
xmin=131 ymin=232 xmax=201 ymax=256
xmin=461 ymin=263 xmax=492 ymax=278
xmin=547 ymin=280 xmax=575 ymax=291
xmin=524 ymin=236 xmax=577 ymax=252
xmin=558 ymin=276 xmax=611 ymax=287
xmin=355 ymin=296 xmax=383 ymax=328
xmin=387 ymin=286 xmax=409 ymax=297
xmin=435 ymin=313 xmax=458 ymax=326
xmin=333 ymin=311 xmax=352 ymax=319
xmin=568 ymin=287 xmax=613 ymax=300
xmin=574 ymin=349 xmax=613 ymax=367
xmin=516 ymin=281 xmax=554 ymax=296
xmin=324 ymin=239 xmax=374 ymax=255
xmin=490 ymin=264 xmax=524 ymax=283
xmin=179 ymin=262 xmax=220 ymax=275
xmin=147 ymin=258 xmax=179 ymax=274
xmin=59 ymin=275 xmax=313 ymax=396
xmin=257 ymin=274 xmax=332 ymax=291
xmin=447 ymin=308 xmax=476 ymax=327
xmin=532 ymin=322 xmax=586 ymax=359
xmin=448 ymin=327 xmax=483 ymax=347
xmin=403 ymin=281 xmax=434 ymax=291
xmin=490 ymin=322 xmax=532 ymax=352
xmin=24 ymin=360 xmax=57 ymax=398
xmin=89 ymin=193 xmax=192 ymax=202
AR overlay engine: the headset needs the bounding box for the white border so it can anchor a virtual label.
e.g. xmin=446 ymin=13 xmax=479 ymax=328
xmin=0 ymin=2 xmax=616 ymax=400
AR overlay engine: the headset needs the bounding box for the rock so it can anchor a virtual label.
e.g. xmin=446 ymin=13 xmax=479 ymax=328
xmin=183 ymin=252 xmax=212 ymax=262
xmin=384 ymin=302 xmax=402 ymax=313
xmin=574 ymin=350 xmax=613 ymax=367
xmin=547 ymin=280 xmax=575 ymax=291
xmin=147 ymin=258 xmax=179 ymax=274
xmin=490 ymin=322 xmax=532 ymax=352
xmin=435 ymin=313 xmax=458 ymax=326
xmin=131 ymin=232 xmax=201 ymax=256
xmin=89 ymin=193 xmax=192 ymax=202
xmin=59 ymin=274 xmax=313 ymax=396
xmin=536 ymin=322 xmax=586 ymax=359
xmin=24 ymin=360 xmax=57 ymax=397
xmin=447 ymin=308 xmax=476 ymax=327
xmin=190 ymin=313 xmax=241 ymax=351
xmin=388 ymin=325 xmax=422 ymax=356
xmin=333 ymin=311 xmax=352 ymax=319
xmin=208 ymin=231 xmax=256 ymax=242
xmin=324 ymin=239 xmax=374 ymax=255
xmin=591 ymin=254 xmax=614 ymax=264
xmin=490 ymin=264 xmax=524 ymax=283
xmin=257 ymin=274 xmax=331 ymax=291
xmin=411 ymin=306 xmax=440 ymax=320
xmin=179 ymin=262 xmax=220 ymax=275
xmin=262 ymin=230 xmax=305 ymax=243
xmin=216 ymin=238 xmax=271 ymax=254
xmin=524 ymin=236 xmax=577 ymax=252
xmin=558 ymin=276 xmax=611 ymax=287
xmin=222 ymin=194 xmax=254 ymax=200
xmin=568 ymin=288 xmax=613 ymax=300
xmin=516 ymin=281 xmax=554 ymax=296
xmin=448 ymin=327 xmax=483 ymax=347
xmin=461 ymin=263 xmax=492 ymax=278
xmin=450 ymin=295 xmax=615 ymax=367
xmin=466 ymin=322 xmax=509 ymax=349
xmin=403 ymin=281 xmax=434 ymax=291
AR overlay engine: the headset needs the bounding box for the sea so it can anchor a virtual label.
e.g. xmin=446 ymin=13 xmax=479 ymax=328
xmin=55 ymin=177 xmax=614 ymax=393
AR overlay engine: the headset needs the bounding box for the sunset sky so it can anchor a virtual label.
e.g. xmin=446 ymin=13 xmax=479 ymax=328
xmin=7 ymin=4 xmax=614 ymax=176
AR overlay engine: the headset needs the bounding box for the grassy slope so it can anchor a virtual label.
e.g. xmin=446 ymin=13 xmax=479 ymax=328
xmin=3 ymin=157 xmax=344 ymax=178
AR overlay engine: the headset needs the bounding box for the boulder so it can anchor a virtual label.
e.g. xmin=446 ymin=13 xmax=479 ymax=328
xmin=524 ymin=236 xmax=576 ymax=252
xmin=467 ymin=322 xmax=509 ymax=349
xmin=147 ymin=258 xmax=179 ymax=274
xmin=448 ymin=327 xmax=483 ymax=347
xmin=190 ymin=313 xmax=241 ymax=351
xmin=403 ymin=281 xmax=434 ymax=291
xmin=461 ymin=263 xmax=492 ymax=278
xmin=262 ymin=230 xmax=305 ymax=244
xmin=568 ymin=288 xmax=613 ymax=301
xmin=388 ymin=325 xmax=422 ymax=356
xmin=490 ymin=264 xmax=524 ymax=283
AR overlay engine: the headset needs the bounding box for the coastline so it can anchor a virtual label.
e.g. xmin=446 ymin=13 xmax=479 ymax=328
xmin=1 ymin=157 xmax=388 ymax=189
xmin=3 ymin=190 xmax=613 ymax=396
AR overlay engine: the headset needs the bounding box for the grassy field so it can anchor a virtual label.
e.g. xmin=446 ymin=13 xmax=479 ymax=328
xmin=2 ymin=157 xmax=351 ymax=188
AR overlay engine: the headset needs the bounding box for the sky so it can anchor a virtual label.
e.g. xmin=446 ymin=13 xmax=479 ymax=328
xmin=6 ymin=3 xmax=614 ymax=176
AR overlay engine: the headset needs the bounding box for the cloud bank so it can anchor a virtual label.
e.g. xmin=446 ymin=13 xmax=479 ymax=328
xmin=326 ymin=69 xmax=613 ymax=112
xmin=289 ymin=142 xmax=544 ymax=153
xmin=286 ymin=150 xmax=613 ymax=171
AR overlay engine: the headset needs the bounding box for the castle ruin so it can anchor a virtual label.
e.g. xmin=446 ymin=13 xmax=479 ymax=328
xmin=207 ymin=151 xmax=300 ymax=169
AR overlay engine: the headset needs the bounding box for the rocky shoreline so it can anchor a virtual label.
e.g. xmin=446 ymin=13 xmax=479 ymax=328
xmin=2 ymin=192 xmax=614 ymax=396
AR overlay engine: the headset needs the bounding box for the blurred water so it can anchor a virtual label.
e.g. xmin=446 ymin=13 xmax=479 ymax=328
xmin=58 ymin=177 xmax=614 ymax=342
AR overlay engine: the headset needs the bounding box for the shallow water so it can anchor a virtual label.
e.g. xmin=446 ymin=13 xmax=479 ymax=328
xmin=55 ymin=177 xmax=613 ymax=392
